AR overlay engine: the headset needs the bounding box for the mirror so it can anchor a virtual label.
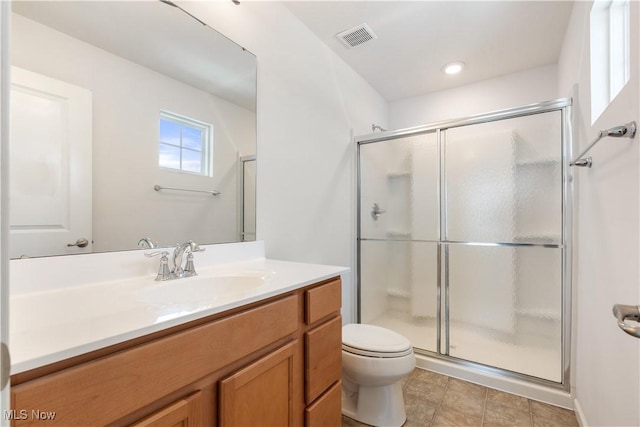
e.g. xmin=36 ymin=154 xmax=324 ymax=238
xmin=9 ymin=1 xmax=257 ymax=258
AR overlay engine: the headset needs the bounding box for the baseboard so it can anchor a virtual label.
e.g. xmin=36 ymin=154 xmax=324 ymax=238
xmin=573 ymin=398 xmax=587 ymax=426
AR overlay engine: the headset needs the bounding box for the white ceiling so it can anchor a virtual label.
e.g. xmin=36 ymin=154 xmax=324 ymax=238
xmin=12 ymin=1 xmax=257 ymax=111
xmin=284 ymin=1 xmax=574 ymax=102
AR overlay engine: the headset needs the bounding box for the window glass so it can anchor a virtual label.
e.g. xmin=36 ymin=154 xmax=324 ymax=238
xmin=159 ymin=111 xmax=212 ymax=176
xmin=590 ymin=0 xmax=630 ymax=123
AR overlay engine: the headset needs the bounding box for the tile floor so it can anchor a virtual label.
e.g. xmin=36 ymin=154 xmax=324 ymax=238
xmin=342 ymin=368 xmax=579 ymax=427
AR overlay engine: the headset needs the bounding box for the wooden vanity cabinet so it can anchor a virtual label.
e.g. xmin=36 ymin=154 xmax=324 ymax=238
xmin=10 ymin=277 xmax=342 ymax=427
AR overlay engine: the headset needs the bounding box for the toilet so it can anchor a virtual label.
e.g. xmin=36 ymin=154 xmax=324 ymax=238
xmin=341 ymin=323 xmax=415 ymax=427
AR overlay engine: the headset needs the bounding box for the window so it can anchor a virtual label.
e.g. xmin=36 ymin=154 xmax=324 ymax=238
xmin=590 ymin=0 xmax=630 ymax=123
xmin=159 ymin=111 xmax=213 ymax=176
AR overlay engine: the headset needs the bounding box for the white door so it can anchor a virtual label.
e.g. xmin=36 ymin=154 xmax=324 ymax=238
xmin=9 ymin=67 xmax=92 ymax=258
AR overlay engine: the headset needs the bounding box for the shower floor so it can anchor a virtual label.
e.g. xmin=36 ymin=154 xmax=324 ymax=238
xmin=368 ymin=310 xmax=562 ymax=382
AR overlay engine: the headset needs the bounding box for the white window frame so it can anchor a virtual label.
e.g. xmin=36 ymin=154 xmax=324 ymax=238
xmin=590 ymin=0 xmax=630 ymax=123
xmin=159 ymin=111 xmax=213 ymax=177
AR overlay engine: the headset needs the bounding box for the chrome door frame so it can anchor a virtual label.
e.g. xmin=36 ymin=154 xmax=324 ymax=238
xmin=355 ymin=98 xmax=573 ymax=391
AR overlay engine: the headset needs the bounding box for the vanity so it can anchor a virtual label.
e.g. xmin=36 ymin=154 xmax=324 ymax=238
xmin=9 ymin=242 xmax=346 ymax=426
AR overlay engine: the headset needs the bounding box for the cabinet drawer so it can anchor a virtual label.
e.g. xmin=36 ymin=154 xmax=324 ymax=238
xmin=304 ymin=316 xmax=342 ymax=404
xmin=305 ymin=279 xmax=341 ymax=325
xmin=305 ymin=381 xmax=341 ymax=427
xmin=12 ymin=295 xmax=298 ymax=427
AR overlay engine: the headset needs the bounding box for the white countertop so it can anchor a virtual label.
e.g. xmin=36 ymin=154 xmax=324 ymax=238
xmin=10 ymin=258 xmax=347 ymax=374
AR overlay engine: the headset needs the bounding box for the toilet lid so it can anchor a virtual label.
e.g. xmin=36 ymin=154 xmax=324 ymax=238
xmin=342 ymin=324 xmax=413 ymax=358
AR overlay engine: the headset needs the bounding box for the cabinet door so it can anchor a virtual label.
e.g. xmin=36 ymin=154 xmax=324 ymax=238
xmin=130 ymin=391 xmax=202 ymax=427
xmin=305 ymin=381 xmax=341 ymax=427
xmin=219 ymin=341 xmax=299 ymax=427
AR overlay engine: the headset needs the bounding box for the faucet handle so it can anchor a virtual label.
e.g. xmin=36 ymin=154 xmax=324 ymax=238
xmin=184 ymin=252 xmax=197 ymax=277
xmin=144 ymin=251 xmax=172 ymax=281
xmin=144 ymin=250 xmax=169 ymax=258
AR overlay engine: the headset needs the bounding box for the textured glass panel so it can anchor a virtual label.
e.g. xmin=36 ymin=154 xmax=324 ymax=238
xmin=445 ymin=111 xmax=562 ymax=244
xmin=360 ymin=240 xmax=438 ymax=353
xmin=447 ymin=244 xmax=562 ymax=382
xmin=359 ymin=132 xmax=438 ymax=240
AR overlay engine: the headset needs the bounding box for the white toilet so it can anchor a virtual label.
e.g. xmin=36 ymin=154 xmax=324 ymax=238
xmin=341 ymin=323 xmax=415 ymax=427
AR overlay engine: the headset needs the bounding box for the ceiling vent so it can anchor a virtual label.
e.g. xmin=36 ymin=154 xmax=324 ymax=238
xmin=336 ymin=23 xmax=377 ymax=48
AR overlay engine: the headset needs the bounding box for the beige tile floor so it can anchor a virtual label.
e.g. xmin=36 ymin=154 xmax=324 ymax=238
xmin=342 ymin=369 xmax=579 ymax=427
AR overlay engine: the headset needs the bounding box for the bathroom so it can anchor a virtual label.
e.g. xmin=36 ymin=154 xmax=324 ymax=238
xmin=0 ymin=0 xmax=638 ymax=426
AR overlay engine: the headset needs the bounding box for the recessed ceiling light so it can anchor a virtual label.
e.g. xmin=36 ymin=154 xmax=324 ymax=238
xmin=442 ymin=61 xmax=465 ymax=75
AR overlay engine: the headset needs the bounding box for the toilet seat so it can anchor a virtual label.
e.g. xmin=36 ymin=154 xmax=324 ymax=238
xmin=342 ymin=324 xmax=413 ymax=358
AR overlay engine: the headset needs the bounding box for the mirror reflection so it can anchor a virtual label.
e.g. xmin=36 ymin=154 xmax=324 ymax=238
xmin=9 ymin=1 xmax=257 ymax=259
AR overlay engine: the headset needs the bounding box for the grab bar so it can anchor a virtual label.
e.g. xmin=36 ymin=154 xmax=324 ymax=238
xmin=570 ymin=121 xmax=637 ymax=167
xmin=154 ymin=185 xmax=220 ymax=196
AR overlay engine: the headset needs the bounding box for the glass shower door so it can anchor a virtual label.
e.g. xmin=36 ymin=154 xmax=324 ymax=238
xmin=359 ymin=132 xmax=439 ymax=352
xmin=444 ymin=111 xmax=564 ymax=382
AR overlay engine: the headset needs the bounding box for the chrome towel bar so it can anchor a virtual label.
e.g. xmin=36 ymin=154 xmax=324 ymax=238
xmin=154 ymin=185 xmax=220 ymax=196
xmin=570 ymin=121 xmax=637 ymax=167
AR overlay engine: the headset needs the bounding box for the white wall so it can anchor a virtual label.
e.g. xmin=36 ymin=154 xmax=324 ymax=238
xmin=389 ymin=64 xmax=558 ymax=130
xmin=12 ymin=13 xmax=254 ymax=251
xmin=558 ymin=1 xmax=639 ymax=426
xmin=179 ymin=2 xmax=389 ymax=323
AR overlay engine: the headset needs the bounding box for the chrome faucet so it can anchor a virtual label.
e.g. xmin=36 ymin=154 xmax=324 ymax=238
xmin=138 ymin=237 xmax=157 ymax=249
xmin=172 ymin=241 xmax=205 ymax=277
xmin=145 ymin=241 xmax=205 ymax=281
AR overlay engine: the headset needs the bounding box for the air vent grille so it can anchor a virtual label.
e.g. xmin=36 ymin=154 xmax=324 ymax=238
xmin=336 ymin=23 xmax=377 ymax=48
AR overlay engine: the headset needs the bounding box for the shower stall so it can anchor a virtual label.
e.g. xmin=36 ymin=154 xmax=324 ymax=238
xmin=356 ymin=99 xmax=572 ymax=390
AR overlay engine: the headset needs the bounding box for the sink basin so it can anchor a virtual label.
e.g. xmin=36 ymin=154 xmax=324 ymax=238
xmin=137 ymin=273 xmax=268 ymax=308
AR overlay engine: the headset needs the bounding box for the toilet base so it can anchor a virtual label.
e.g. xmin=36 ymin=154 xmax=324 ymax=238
xmin=341 ymin=382 xmax=407 ymax=427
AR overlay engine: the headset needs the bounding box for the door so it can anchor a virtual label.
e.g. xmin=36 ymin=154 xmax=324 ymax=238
xmin=444 ymin=112 xmax=564 ymax=382
xmin=9 ymin=67 xmax=92 ymax=258
xmin=358 ymin=132 xmax=439 ymax=353
xmin=219 ymin=341 xmax=299 ymax=427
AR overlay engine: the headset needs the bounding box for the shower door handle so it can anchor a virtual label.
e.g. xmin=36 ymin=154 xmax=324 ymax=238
xmin=612 ymin=304 xmax=640 ymax=338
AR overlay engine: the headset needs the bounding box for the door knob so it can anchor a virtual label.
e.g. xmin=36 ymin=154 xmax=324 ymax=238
xmin=67 ymin=238 xmax=89 ymax=248
xmin=612 ymin=304 xmax=640 ymax=338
